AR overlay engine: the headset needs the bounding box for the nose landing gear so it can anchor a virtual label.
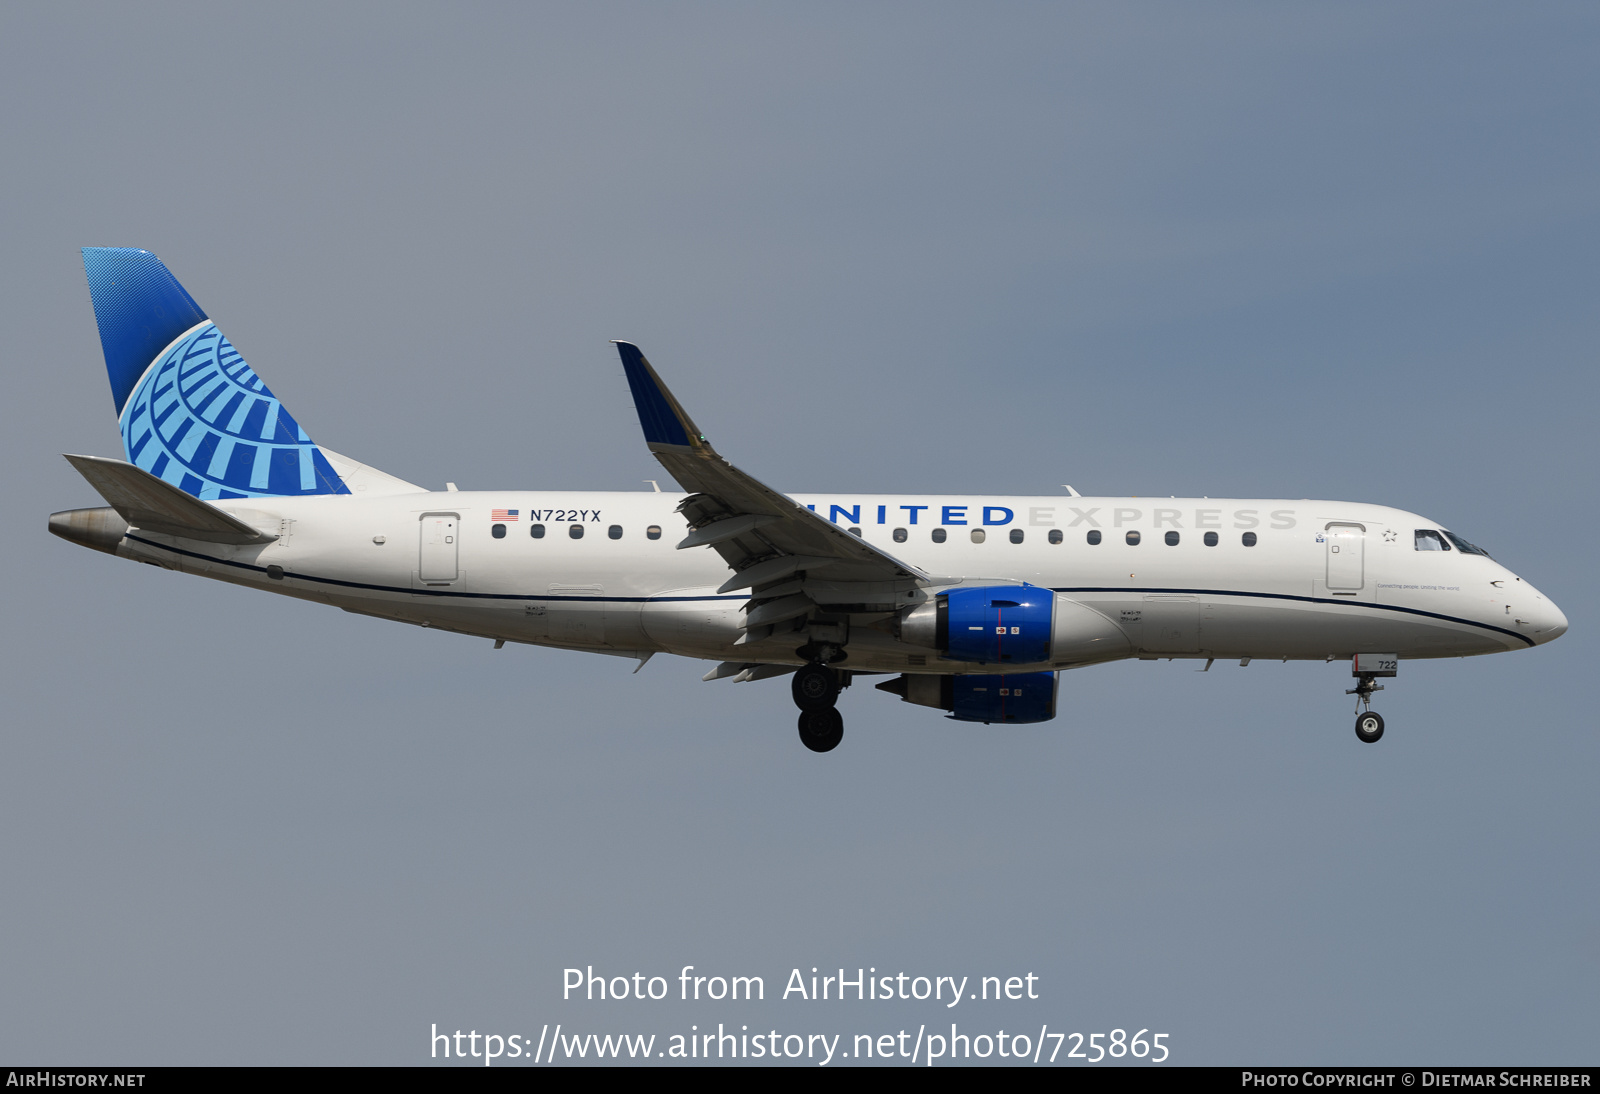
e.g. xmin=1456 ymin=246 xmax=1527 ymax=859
xmin=1347 ymin=654 xmax=1397 ymax=744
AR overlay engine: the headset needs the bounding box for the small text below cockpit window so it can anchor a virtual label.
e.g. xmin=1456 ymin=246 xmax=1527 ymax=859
xmin=1415 ymin=529 xmax=1449 ymax=551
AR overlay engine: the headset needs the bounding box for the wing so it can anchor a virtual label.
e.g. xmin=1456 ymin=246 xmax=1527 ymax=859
xmin=613 ymin=342 xmax=938 ymax=648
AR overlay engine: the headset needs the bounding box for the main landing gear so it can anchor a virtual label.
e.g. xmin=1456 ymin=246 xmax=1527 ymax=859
xmin=792 ymin=659 xmax=845 ymax=753
xmin=1347 ymin=654 xmax=1397 ymax=744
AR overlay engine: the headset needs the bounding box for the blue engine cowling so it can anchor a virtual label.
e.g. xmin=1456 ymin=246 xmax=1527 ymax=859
xmin=951 ymin=672 xmax=1057 ymax=723
xmin=942 ymin=585 xmax=1053 ymax=664
xmin=876 ymin=671 xmax=1059 ymax=724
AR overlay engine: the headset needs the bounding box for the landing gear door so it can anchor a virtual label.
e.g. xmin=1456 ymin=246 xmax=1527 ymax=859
xmin=1325 ymin=522 xmax=1365 ymax=591
xmin=419 ymin=513 xmax=460 ymax=584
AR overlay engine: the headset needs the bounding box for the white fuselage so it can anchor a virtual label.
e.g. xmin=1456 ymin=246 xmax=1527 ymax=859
xmin=114 ymin=491 xmax=1566 ymax=672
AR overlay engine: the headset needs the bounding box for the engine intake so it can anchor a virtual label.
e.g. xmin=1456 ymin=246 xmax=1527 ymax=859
xmin=899 ymin=585 xmax=1128 ymax=667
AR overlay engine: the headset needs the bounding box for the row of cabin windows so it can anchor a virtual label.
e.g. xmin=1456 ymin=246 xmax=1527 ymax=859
xmin=868 ymin=526 xmax=1259 ymax=547
xmin=491 ymin=521 xmax=1484 ymax=555
xmin=490 ymin=521 xmax=1261 ymax=548
xmin=491 ymin=523 xmax=665 ymax=540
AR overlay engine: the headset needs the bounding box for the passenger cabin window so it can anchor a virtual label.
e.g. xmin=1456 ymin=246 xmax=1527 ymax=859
xmin=491 ymin=523 xmax=506 ymax=539
xmin=1009 ymin=529 xmax=1024 ymax=544
xmin=530 ymin=524 xmax=546 ymax=539
xmin=1165 ymin=531 xmax=1179 ymax=546
xmin=1048 ymin=529 xmax=1063 ymax=545
xmin=932 ymin=528 xmax=947 ymax=543
xmin=1414 ymin=529 xmax=1449 ymax=551
xmin=1242 ymin=532 xmax=1257 ymax=547
xmin=1442 ymin=530 xmax=1491 ymax=558
xmin=608 ymin=525 xmax=623 ymax=540
xmin=970 ymin=529 xmax=986 ymax=544
xmin=892 ymin=527 xmax=908 ymax=543
xmin=848 ymin=527 xmax=861 ymax=537
xmin=1087 ymin=530 xmax=1102 ymax=545
xmin=646 ymin=525 xmax=662 ymax=540
xmin=1204 ymin=532 xmax=1218 ymax=547
xmin=1126 ymin=531 xmax=1141 ymax=546
xmin=569 ymin=524 xmax=584 ymax=539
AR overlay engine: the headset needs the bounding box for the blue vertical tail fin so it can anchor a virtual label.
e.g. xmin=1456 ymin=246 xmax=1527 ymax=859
xmin=81 ymin=248 xmax=350 ymax=500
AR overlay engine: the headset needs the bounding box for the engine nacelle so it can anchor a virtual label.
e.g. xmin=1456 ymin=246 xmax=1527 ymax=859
xmin=899 ymin=585 xmax=1128 ymax=666
xmin=876 ymin=671 xmax=1058 ymax=724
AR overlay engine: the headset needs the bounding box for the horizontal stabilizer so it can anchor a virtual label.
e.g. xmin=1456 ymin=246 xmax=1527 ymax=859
xmin=63 ymin=454 xmax=277 ymax=545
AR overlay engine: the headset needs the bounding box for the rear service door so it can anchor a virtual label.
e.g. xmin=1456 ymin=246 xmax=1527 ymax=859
xmin=419 ymin=513 xmax=460 ymax=584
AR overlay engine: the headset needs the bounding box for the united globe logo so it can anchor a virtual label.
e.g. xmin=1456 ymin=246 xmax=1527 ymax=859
xmin=119 ymin=322 xmax=348 ymax=500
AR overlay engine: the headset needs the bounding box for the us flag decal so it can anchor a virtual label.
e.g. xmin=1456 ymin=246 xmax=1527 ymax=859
xmin=491 ymin=509 xmax=519 ymax=521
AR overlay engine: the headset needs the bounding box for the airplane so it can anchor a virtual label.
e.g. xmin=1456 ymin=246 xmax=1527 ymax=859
xmin=50 ymin=248 xmax=1569 ymax=753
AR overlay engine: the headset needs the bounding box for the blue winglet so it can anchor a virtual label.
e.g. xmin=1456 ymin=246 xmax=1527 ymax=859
xmin=613 ymin=341 xmax=698 ymax=449
xmin=80 ymin=248 xmax=349 ymax=501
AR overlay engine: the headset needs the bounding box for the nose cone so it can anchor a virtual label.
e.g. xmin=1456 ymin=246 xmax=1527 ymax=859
xmin=1534 ymin=599 xmax=1569 ymax=644
xmin=1510 ymin=576 xmax=1569 ymax=645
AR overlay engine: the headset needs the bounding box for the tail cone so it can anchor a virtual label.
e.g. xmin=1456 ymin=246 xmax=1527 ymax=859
xmin=49 ymin=507 xmax=129 ymax=555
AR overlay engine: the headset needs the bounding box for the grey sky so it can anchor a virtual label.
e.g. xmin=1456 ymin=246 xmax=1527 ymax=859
xmin=2 ymin=2 xmax=1595 ymax=1065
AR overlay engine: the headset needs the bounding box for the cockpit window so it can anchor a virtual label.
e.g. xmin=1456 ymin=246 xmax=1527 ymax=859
xmin=1414 ymin=529 xmax=1450 ymax=551
xmin=1442 ymin=530 xmax=1492 ymax=558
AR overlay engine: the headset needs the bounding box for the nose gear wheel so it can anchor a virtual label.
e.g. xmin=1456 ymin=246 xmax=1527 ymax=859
xmin=1346 ymin=671 xmax=1387 ymax=744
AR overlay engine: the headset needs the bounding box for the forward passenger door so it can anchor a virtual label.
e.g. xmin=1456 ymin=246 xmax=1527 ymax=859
xmin=1325 ymin=523 xmax=1365 ymax=592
